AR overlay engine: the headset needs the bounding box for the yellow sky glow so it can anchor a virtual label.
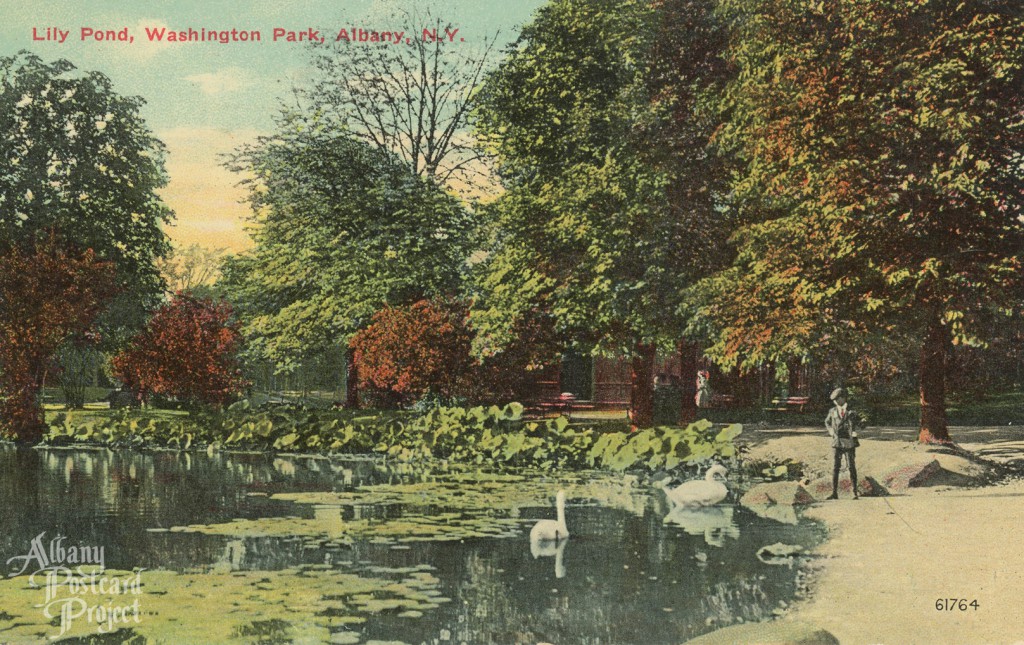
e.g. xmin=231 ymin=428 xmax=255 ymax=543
xmin=156 ymin=127 xmax=259 ymax=253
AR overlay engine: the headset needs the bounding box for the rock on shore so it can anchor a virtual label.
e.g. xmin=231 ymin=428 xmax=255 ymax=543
xmin=685 ymin=620 xmax=839 ymax=645
xmin=741 ymin=434 xmax=996 ymax=498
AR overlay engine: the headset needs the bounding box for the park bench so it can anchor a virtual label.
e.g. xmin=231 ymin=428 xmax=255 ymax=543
xmin=764 ymin=396 xmax=811 ymax=413
xmin=527 ymin=393 xmax=598 ymax=417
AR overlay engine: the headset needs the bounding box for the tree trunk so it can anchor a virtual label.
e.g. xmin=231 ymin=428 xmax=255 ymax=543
xmin=345 ymin=346 xmax=360 ymax=409
xmin=732 ymin=364 xmax=756 ymax=406
xmin=786 ymin=356 xmax=803 ymax=397
xmin=919 ymin=313 xmax=952 ymax=443
xmin=58 ymin=345 xmax=92 ymax=409
xmin=629 ymin=342 xmax=656 ymax=429
xmin=678 ymin=341 xmax=698 ymax=425
xmin=759 ymin=361 xmax=776 ymax=404
xmin=1 ymin=380 xmax=46 ymax=444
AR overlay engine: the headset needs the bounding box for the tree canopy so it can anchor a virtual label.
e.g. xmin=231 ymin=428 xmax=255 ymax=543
xmin=471 ymin=0 xmax=732 ymax=425
xmin=0 ymin=52 xmax=172 ymax=442
xmin=302 ymin=8 xmax=498 ymax=188
xmin=0 ymin=52 xmax=172 ymax=303
xmin=221 ymin=119 xmax=476 ymax=373
xmin=697 ymin=0 xmax=1024 ymax=440
xmin=157 ymin=243 xmax=225 ymax=297
xmin=473 ymin=0 xmax=729 ymax=349
xmin=0 ymin=238 xmax=116 ymax=442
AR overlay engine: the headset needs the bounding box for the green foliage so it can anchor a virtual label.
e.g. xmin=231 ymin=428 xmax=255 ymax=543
xmin=0 ymin=52 xmax=172 ymax=342
xmin=696 ymin=0 xmax=1024 ymax=369
xmin=471 ymin=0 xmax=732 ymax=355
xmin=46 ymin=409 xmax=207 ymax=449
xmin=41 ymin=400 xmax=740 ymax=473
xmin=219 ymin=120 xmax=475 ymax=372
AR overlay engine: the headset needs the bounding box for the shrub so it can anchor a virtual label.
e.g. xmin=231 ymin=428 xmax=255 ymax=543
xmin=350 ymin=300 xmax=475 ymax=406
xmin=112 ymin=293 xmax=248 ymax=407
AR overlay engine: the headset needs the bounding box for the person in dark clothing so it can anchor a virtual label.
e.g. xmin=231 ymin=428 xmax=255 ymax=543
xmin=824 ymin=387 xmax=860 ymax=499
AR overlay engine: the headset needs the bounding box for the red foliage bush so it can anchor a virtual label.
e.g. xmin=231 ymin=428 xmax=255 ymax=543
xmin=349 ymin=301 xmax=564 ymax=408
xmin=0 ymin=239 xmax=117 ymax=442
xmin=350 ymin=300 xmax=476 ymax=406
xmin=112 ymin=293 xmax=247 ymax=407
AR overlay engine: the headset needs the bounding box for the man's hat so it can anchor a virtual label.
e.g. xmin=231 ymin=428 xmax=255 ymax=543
xmin=830 ymin=387 xmax=847 ymax=401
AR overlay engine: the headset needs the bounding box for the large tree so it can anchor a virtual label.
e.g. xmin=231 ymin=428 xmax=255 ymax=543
xmin=0 ymin=239 xmax=116 ymax=442
xmin=0 ymin=52 xmax=172 ymax=311
xmin=0 ymin=52 xmax=172 ymax=440
xmin=701 ymin=0 xmax=1024 ymax=442
xmin=472 ymin=0 xmax=731 ymax=426
xmin=220 ymin=119 xmax=475 ymax=404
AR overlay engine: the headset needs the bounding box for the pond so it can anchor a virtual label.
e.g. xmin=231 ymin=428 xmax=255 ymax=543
xmin=0 ymin=446 xmax=823 ymax=644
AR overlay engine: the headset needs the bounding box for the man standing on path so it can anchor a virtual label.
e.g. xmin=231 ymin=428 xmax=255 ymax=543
xmin=825 ymin=387 xmax=860 ymax=499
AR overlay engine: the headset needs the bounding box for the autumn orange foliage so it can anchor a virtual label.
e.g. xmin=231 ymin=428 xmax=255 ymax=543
xmin=349 ymin=300 xmax=475 ymax=406
xmin=0 ymin=239 xmax=117 ymax=443
xmin=112 ymin=293 xmax=247 ymax=407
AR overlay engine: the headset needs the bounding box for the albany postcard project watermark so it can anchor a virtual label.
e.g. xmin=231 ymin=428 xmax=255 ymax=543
xmin=6 ymin=532 xmax=144 ymax=640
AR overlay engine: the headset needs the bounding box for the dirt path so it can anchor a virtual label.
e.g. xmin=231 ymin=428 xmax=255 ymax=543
xmin=719 ymin=426 xmax=1024 ymax=644
xmin=783 ymin=480 xmax=1024 ymax=643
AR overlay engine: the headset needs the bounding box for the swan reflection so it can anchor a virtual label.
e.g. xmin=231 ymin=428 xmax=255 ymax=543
xmin=663 ymin=505 xmax=740 ymax=547
xmin=530 ymin=533 xmax=568 ymax=579
xmin=529 ymin=490 xmax=569 ymax=578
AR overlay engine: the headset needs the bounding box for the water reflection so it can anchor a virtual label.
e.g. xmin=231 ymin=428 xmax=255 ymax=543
xmin=662 ymin=506 xmax=741 ymax=547
xmin=530 ymin=533 xmax=568 ymax=579
xmin=0 ymin=445 xmax=823 ymax=644
xmin=744 ymin=503 xmax=800 ymax=525
xmin=216 ymin=538 xmax=247 ymax=573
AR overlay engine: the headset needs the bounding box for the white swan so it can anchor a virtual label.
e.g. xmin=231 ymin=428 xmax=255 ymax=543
xmin=654 ymin=464 xmax=729 ymax=508
xmin=530 ymin=490 xmax=569 ymax=542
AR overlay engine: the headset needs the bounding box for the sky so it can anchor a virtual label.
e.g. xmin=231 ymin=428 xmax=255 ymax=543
xmin=0 ymin=0 xmax=545 ymax=251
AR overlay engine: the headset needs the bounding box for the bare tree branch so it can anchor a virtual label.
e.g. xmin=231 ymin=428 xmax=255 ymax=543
xmin=303 ymin=7 xmax=498 ymax=191
xmin=157 ymin=243 xmax=226 ymax=294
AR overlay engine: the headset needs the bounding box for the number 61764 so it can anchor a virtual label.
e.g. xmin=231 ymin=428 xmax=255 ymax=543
xmin=935 ymin=598 xmax=979 ymax=611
